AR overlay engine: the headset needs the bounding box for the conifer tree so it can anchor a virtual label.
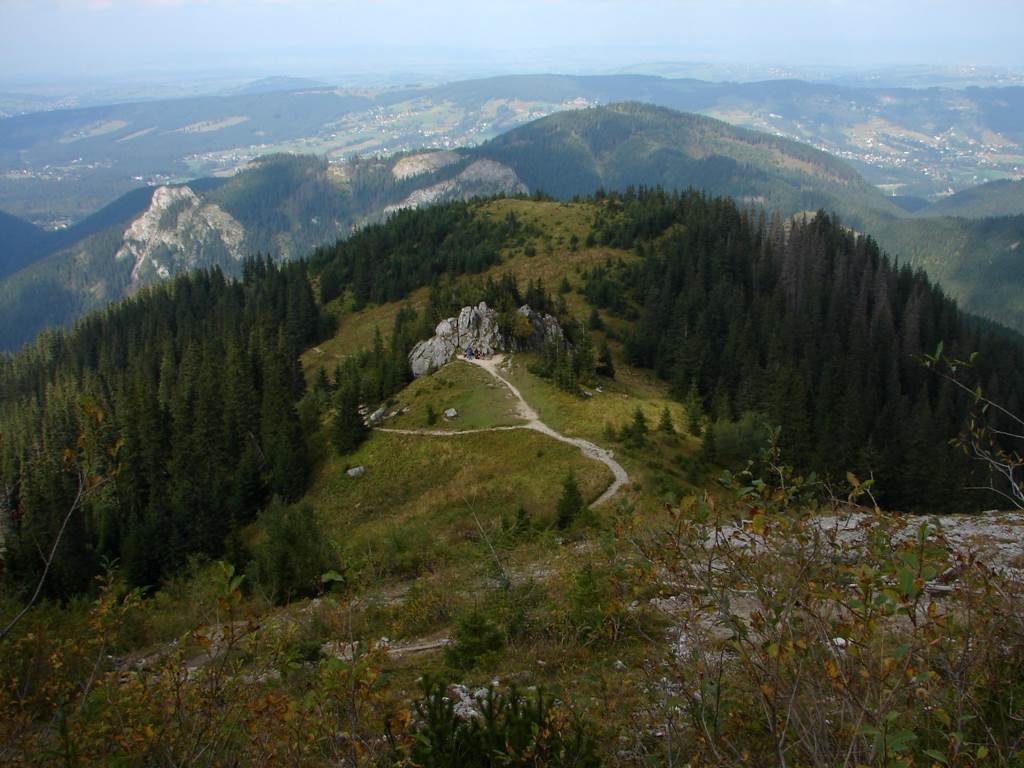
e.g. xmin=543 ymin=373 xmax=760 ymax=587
xmin=685 ymin=381 xmax=703 ymax=436
xmin=556 ymin=472 xmax=585 ymax=529
xmin=331 ymin=379 xmax=368 ymax=455
xmin=702 ymin=423 xmax=718 ymax=464
xmin=597 ymin=340 xmax=615 ymax=378
xmin=658 ymin=406 xmax=675 ymax=435
xmin=632 ymin=407 xmax=649 ymax=437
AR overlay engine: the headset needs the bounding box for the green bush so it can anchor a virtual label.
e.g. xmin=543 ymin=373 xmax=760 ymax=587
xmin=405 ymin=679 xmax=600 ymax=767
xmin=712 ymin=410 xmax=773 ymax=468
xmin=444 ymin=608 xmax=505 ymax=670
xmin=248 ymin=500 xmax=337 ymax=604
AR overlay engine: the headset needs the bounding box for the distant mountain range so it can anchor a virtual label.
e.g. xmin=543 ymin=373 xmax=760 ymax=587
xmin=1 ymin=102 xmax=1023 ymax=350
xmin=2 ymin=73 xmax=1023 ymax=228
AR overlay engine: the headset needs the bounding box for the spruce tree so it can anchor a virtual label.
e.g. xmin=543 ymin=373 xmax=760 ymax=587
xmin=331 ymin=380 xmax=367 ymax=455
xmin=556 ymin=472 xmax=584 ymax=529
xmin=632 ymin=407 xmax=649 ymax=437
xmin=658 ymin=406 xmax=675 ymax=435
xmin=685 ymin=381 xmax=703 ymax=436
xmin=597 ymin=340 xmax=615 ymax=378
xmin=701 ymin=423 xmax=718 ymax=464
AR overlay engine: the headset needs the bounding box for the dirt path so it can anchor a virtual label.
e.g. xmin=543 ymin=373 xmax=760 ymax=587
xmin=377 ymin=355 xmax=630 ymax=508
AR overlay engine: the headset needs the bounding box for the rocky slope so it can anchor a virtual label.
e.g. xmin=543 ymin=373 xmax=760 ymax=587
xmin=385 ymin=159 xmax=528 ymax=215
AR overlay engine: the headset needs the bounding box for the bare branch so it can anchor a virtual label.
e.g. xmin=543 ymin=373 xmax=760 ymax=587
xmin=1 ymin=473 xmax=87 ymax=641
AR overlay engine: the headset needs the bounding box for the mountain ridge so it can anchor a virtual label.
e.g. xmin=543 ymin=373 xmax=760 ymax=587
xmin=2 ymin=103 xmax=1023 ymax=350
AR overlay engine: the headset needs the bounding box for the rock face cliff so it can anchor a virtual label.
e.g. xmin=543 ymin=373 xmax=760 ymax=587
xmin=408 ymin=302 xmax=566 ymax=377
xmin=384 ymin=159 xmax=528 ymax=216
xmin=114 ymin=185 xmax=245 ymax=289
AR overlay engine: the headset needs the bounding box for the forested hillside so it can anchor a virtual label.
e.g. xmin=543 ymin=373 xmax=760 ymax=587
xmin=5 ymin=104 xmax=1024 ymax=357
xmin=474 ymin=104 xmax=1024 ymax=334
xmin=586 ymin=189 xmax=1024 ymax=511
xmin=0 ymin=211 xmax=47 ymax=280
xmin=0 ymin=200 xmax=531 ymax=598
xmin=0 ymin=260 xmax=321 ymax=596
xmin=917 ymin=179 xmax=1024 ymax=219
xmin=0 ymin=153 xmax=493 ymax=352
xmin=3 ymin=192 xmax=1022 ymax=605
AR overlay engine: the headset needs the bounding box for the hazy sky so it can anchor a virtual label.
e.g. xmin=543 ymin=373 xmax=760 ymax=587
xmin=3 ymin=0 xmax=1023 ymax=83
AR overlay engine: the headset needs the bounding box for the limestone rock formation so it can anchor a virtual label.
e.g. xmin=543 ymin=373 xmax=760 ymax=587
xmin=114 ymin=185 xmax=245 ymax=289
xmin=384 ymin=159 xmax=528 ymax=215
xmin=408 ymin=301 xmax=566 ymax=377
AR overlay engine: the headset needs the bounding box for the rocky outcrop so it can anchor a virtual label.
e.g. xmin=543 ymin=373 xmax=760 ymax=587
xmin=512 ymin=304 xmax=567 ymax=352
xmin=408 ymin=301 xmax=566 ymax=377
xmin=391 ymin=151 xmax=461 ymax=180
xmin=384 ymin=159 xmax=528 ymax=215
xmin=114 ymin=185 xmax=245 ymax=289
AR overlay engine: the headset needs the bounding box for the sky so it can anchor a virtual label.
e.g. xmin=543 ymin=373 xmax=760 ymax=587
xmin=2 ymin=0 xmax=1024 ymax=84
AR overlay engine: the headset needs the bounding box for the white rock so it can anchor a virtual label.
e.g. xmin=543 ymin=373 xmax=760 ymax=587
xmin=384 ymin=159 xmax=528 ymax=215
xmin=408 ymin=301 xmax=568 ymax=377
xmin=115 ymin=185 xmax=245 ymax=289
xmin=346 ymin=466 xmax=365 ymax=478
xmin=444 ymin=408 xmax=458 ymax=419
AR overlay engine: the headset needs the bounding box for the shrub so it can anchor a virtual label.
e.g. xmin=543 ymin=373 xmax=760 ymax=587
xmin=248 ymin=500 xmax=337 ymax=604
xmin=445 ymin=608 xmax=505 ymax=671
xmin=639 ymin=446 xmax=1024 ymax=766
xmin=405 ymin=679 xmax=600 ymax=767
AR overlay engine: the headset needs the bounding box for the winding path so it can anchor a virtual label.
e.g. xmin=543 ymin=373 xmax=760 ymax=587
xmin=377 ymin=355 xmax=630 ymax=508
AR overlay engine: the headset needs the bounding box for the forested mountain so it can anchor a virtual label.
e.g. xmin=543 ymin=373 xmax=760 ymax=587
xmin=3 ymin=191 xmax=1024 ymax=764
xmin=0 ymin=153 xmax=511 ymax=351
xmin=0 ymin=210 xmax=46 ymax=279
xmin=917 ymin=179 xmax=1024 ymax=218
xmin=470 ymin=104 xmax=1024 ymax=332
xmin=4 ymin=73 xmax=1023 ymax=226
xmin=0 ymin=185 xmax=186 ymax=282
xmin=2 ymin=193 xmax=1022 ymax=604
xmin=866 ymin=212 xmax=1024 ymax=332
xmin=0 ymin=101 xmax=921 ymax=351
xmin=473 ymin=102 xmax=897 ymax=221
